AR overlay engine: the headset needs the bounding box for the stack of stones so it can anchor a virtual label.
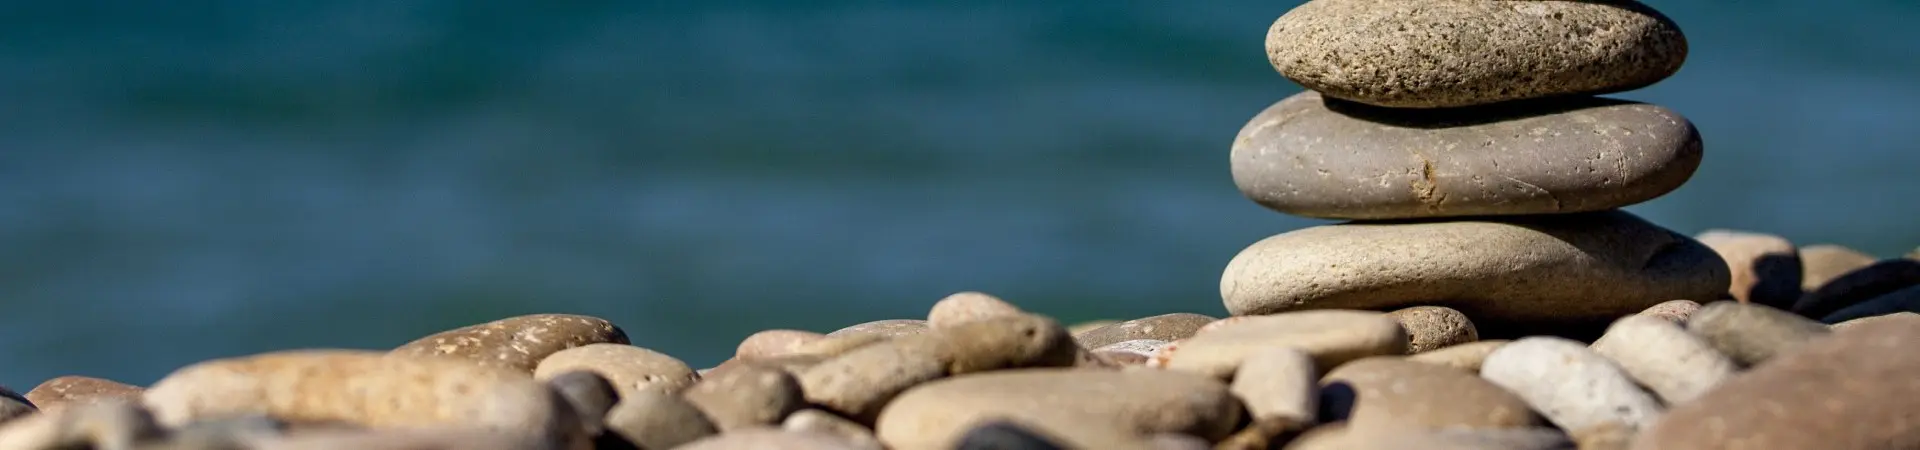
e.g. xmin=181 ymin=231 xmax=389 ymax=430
xmin=1223 ymin=0 xmax=1729 ymax=337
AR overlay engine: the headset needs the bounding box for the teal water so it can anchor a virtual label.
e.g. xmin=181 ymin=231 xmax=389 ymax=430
xmin=1 ymin=1 xmax=1916 ymax=388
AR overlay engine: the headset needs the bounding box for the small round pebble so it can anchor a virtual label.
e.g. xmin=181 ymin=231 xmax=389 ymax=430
xmin=1588 ymin=315 xmax=1736 ymax=404
xmin=1480 ymin=337 xmax=1664 ymax=441
xmin=927 ymin=291 xmax=1025 ymax=328
xmin=603 ymin=390 xmax=718 ymax=450
xmin=1322 ymin=357 xmax=1537 ymax=431
xmin=533 ymin=343 xmax=700 ymax=399
xmin=543 ymin=370 xmax=618 ymax=435
xmin=676 ymin=428 xmax=857 ymax=450
xmin=1386 ymin=306 xmax=1479 ymax=353
xmin=682 ymin=363 xmax=805 ymax=430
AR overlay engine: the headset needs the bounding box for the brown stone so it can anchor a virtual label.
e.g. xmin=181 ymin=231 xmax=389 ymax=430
xmin=1387 ymin=306 xmax=1479 ymax=353
xmin=532 ymin=343 xmax=699 ymax=399
xmin=1072 ymin=313 xmax=1217 ymax=349
xmin=678 ymin=428 xmax=877 ymax=450
xmin=682 ymin=364 xmax=805 ymax=431
xmin=782 ymin=409 xmax=883 ymax=450
xmin=1687 ymin=301 xmax=1830 ymax=367
xmin=1322 ymin=357 xmax=1537 ymax=431
xmin=1791 ymin=259 xmax=1920 ymax=319
xmin=238 ymin=427 xmax=563 ymax=450
xmin=1633 ymin=314 xmax=1920 ymax=449
xmin=733 ymin=329 xmax=826 ymax=360
xmin=24 ymin=376 xmax=143 ymax=413
xmin=390 ymin=314 xmax=629 ymax=373
xmin=1695 ymin=229 xmax=1802 ymax=309
xmin=874 ymin=369 xmax=1243 ymax=449
xmin=602 ymin=390 xmax=716 ymax=450
xmin=828 ymin=319 xmax=930 ymax=338
xmin=1151 ymin=310 xmax=1409 ymax=379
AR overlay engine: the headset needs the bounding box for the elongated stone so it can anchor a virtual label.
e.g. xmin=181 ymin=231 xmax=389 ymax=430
xmin=1588 ymin=315 xmax=1736 ymax=404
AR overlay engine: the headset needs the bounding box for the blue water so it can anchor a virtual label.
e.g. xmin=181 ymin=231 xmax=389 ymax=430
xmin=1 ymin=1 xmax=1916 ymax=389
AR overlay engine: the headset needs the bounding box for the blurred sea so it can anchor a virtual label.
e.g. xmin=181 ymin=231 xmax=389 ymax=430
xmin=1 ymin=1 xmax=1916 ymax=387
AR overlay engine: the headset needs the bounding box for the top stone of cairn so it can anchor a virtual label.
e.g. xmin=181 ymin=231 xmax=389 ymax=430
xmin=1266 ymin=0 xmax=1688 ymax=108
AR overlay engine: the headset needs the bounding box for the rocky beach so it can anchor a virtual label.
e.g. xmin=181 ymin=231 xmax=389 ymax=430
xmin=4 ymin=1 xmax=1919 ymax=449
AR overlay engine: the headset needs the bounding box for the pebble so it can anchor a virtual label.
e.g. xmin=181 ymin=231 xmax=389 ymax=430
xmin=676 ymin=428 xmax=860 ymax=450
xmin=927 ymin=291 xmax=1025 ymax=328
xmin=733 ymin=329 xmax=826 ymax=360
xmin=1798 ymin=244 xmax=1879 ymax=291
xmin=1791 ymin=258 xmax=1920 ymax=319
xmin=1685 ymin=301 xmax=1830 ymax=367
xmin=1405 ymin=340 xmax=1510 ymax=374
xmin=1481 ymin=337 xmax=1664 ymax=441
xmin=1232 ymin=92 xmax=1703 ymax=220
xmin=1283 ymin=424 xmax=1576 ymax=450
xmin=1587 ymin=315 xmax=1736 ymax=404
xmin=682 ymin=363 xmax=805 ymax=431
xmin=141 ymin=350 xmax=582 ymax=444
xmin=828 ymin=319 xmax=931 ymax=338
xmin=1831 ymin=311 xmax=1920 ymax=331
xmin=953 ymin=420 xmax=1066 ymax=450
xmin=782 ymin=409 xmax=883 ymax=450
xmin=24 ymin=376 xmax=143 ymax=414
xmin=542 ymin=371 xmax=617 ymax=436
xmin=1635 ymin=300 xmax=1702 ymax=325
xmin=1695 ymin=229 xmax=1802 ymax=309
xmin=1221 ymin=210 xmax=1729 ymax=324
xmin=1072 ymin=313 xmax=1216 ymax=349
xmin=786 ymin=333 xmax=889 ymax=359
xmin=1095 ymin=339 xmax=1170 ymax=360
xmin=1264 ymin=0 xmax=1686 ymax=108
xmin=1067 ymin=320 xmax=1118 ymax=336
xmin=0 ymin=386 xmax=31 ymax=424
xmin=149 ymin=414 xmax=288 ymax=450
xmin=1321 ymin=357 xmax=1537 ymax=431
xmin=800 ymin=314 xmax=1078 ymax=423
xmin=0 ymin=398 xmax=161 ymax=450
xmin=532 ymin=343 xmax=699 ymax=399
xmin=390 ymin=314 xmax=629 ymax=373
xmin=1820 ymin=283 xmax=1920 ymax=323
xmin=796 ymin=342 xmax=947 ymax=424
xmin=926 ymin=314 xmax=1080 ymax=375
xmin=1386 ymin=306 xmax=1478 ymax=353
xmin=1229 ymin=348 xmax=1318 ymax=424
xmin=1633 ymin=314 xmax=1920 ymax=449
xmin=874 ymin=369 xmax=1243 ymax=449
xmin=602 ymin=390 xmax=717 ymax=450
xmin=1152 ymin=310 xmax=1407 ymax=379
xmin=240 ymin=427 xmax=563 ymax=450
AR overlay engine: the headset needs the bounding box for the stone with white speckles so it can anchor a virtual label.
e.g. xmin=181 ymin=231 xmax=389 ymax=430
xmin=533 ymin=344 xmax=700 ymax=399
xmin=1073 ymin=313 xmax=1216 ymax=349
xmin=390 ymin=314 xmax=630 ymax=373
xmin=1230 ymin=91 xmax=1703 ymax=220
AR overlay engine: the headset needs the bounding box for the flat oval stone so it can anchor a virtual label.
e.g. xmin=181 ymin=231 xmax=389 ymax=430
xmin=1791 ymin=259 xmax=1920 ymax=319
xmin=391 ymin=314 xmax=629 ymax=373
xmin=1685 ymin=301 xmax=1829 ymax=367
xmin=1799 ymin=244 xmax=1879 ymax=290
xmin=1322 ymin=357 xmax=1537 ymax=431
xmin=874 ymin=369 xmax=1242 ymax=449
xmin=1633 ymin=314 xmax=1920 ymax=449
xmin=532 ymin=343 xmax=699 ymax=399
xmin=797 ymin=339 xmax=949 ymax=424
xmin=603 ymin=390 xmax=717 ymax=450
xmin=1695 ymin=229 xmax=1802 ymax=309
xmin=734 ymin=329 xmax=827 ymax=360
xmin=1073 ymin=313 xmax=1217 ymax=349
xmin=1230 ymin=348 xmax=1318 ymax=424
xmin=24 ymin=376 xmax=143 ymax=413
xmin=239 ymin=427 xmax=560 ymax=450
xmin=142 ymin=350 xmax=581 ymax=444
xmin=1588 ymin=315 xmax=1735 ymax=404
xmin=1406 ymin=340 xmax=1510 ymax=374
xmin=1152 ymin=310 xmax=1407 ymax=379
xmin=1482 ymin=337 xmax=1662 ymax=441
xmin=1387 ymin=306 xmax=1478 ymax=353
xmin=1231 ymin=92 xmax=1702 ymax=220
xmin=682 ymin=364 xmax=805 ymax=431
xmin=829 ymin=319 xmax=931 ymax=338
xmin=927 ymin=291 xmax=1025 ymax=328
xmin=1285 ymin=424 xmax=1574 ymax=450
xmin=678 ymin=428 xmax=867 ymax=450
xmin=1265 ymin=0 xmax=1686 ymax=108
xmin=1222 ymin=210 xmax=1728 ymax=323
xmin=1821 ymin=283 xmax=1920 ymax=324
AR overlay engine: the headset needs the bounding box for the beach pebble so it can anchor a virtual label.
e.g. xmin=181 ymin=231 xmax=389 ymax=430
xmin=1095 ymin=340 xmax=1170 ymax=366
xmin=1068 ymin=320 xmax=1119 ymax=336
xmin=953 ymin=421 xmax=1066 ymax=450
xmin=1633 ymin=314 xmax=1920 ymax=449
xmin=927 ymin=291 xmax=1025 ymax=328
xmin=0 ymin=398 xmax=160 ymax=450
xmin=1481 ymin=337 xmax=1663 ymax=441
xmin=682 ymin=363 xmax=805 ymax=430
xmin=1798 ymin=244 xmax=1879 ymax=291
xmin=24 ymin=376 xmax=143 ymax=414
xmin=602 ymin=390 xmax=717 ymax=450
xmin=533 ymin=343 xmax=699 ymax=399
xmin=1406 ymin=340 xmax=1510 ymax=374
xmin=149 ymin=414 xmax=289 ymax=450
xmin=1322 ymin=357 xmax=1537 ymax=430
xmin=1387 ymin=306 xmax=1478 ymax=353
xmin=927 ymin=314 xmax=1080 ymax=375
xmin=1283 ymin=424 xmax=1575 ymax=450
xmin=542 ymin=371 xmax=617 ymax=436
xmin=1695 ymin=229 xmax=1802 ymax=309
xmin=797 ymin=341 xmax=947 ymax=424
xmin=1152 ymin=310 xmax=1407 ymax=379
xmin=874 ymin=369 xmax=1242 ymax=449
xmin=677 ymin=428 xmax=864 ymax=450
xmin=1791 ymin=258 xmax=1920 ymax=319
xmin=0 ymin=386 xmax=31 ymax=425
xmin=1221 ymin=210 xmax=1729 ymax=324
xmin=733 ymin=329 xmax=826 ymax=360
xmin=1635 ymin=300 xmax=1702 ymax=325
xmin=1685 ymin=301 xmax=1830 ymax=367
xmin=1588 ymin=315 xmax=1736 ymax=404
xmin=828 ymin=319 xmax=930 ymax=338
xmin=1232 ymin=92 xmax=1702 ymax=220
xmin=1820 ymin=283 xmax=1920 ymax=324
xmin=1072 ymin=313 xmax=1216 ymax=349
xmin=390 ymin=314 xmax=629 ymax=373
xmin=786 ymin=333 xmax=888 ymax=359
xmin=1265 ymin=0 xmax=1685 ymax=108
xmin=238 ymin=427 xmax=559 ymax=450
xmin=141 ymin=350 xmax=581 ymax=444
xmin=782 ymin=409 xmax=883 ymax=450
xmin=1229 ymin=348 xmax=1318 ymax=424
xmin=1831 ymin=311 xmax=1920 ymax=330
xmin=800 ymin=314 xmax=1079 ymax=422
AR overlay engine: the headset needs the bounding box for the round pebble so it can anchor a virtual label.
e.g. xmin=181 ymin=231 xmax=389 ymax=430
xmin=1790 ymin=258 xmax=1920 ymax=319
xmin=1480 ymin=337 xmax=1664 ymax=441
xmin=1386 ymin=306 xmax=1479 ymax=353
xmin=542 ymin=370 xmax=617 ymax=436
xmin=390 ymin=314 xmax=629 ymax=373
xmin=927 ymin=291 xmax=1025 ymax=328
xmin=603 ymin=390 xmax=717 ymax=450
xmin=1588 ymin=315 xmax=1736 ymax=404
xmin=533 ymin=343 xmax=699 ymax=399
xmin=782 ymin=409 xmax=883 ymax=450
xmin=682 ymin=363 xmax=805 ymax=431
xmin=677 ymin=428 xmax=861 ymax=450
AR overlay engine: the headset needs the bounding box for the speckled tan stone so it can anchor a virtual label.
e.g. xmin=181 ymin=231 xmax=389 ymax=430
xmin=1588 ymin=315 xmax=1736 ymax=404
xmin=798 ymin=314 xmax=1079 ymax=423
xmin=1695 ymin=229 xmax=1802 ymax=309
xmin=141 ymin=350 xmax=581 ymax=445
xmin=1266 ymin=0 xmax=1686 ymax=108
xmin=828 ymin=319 xmax=931 ymax=338
xmin=1232 ymin=93 xmax=1703 ymax=220
xmin=874 ymin=369 xmax=1242 ymax=450
xmin=1072 ymin=313 xmax=1217 ymax=349
xmin=532 ymin=343 xmax=699 ymax=399
xmin=1283 ymin=424 xmax=1575 ymax=450
xmin=1387 ymin=306 xmax=1479 ymax=353
xmin=24 ymin=376 xmax=143 ymax=414
xmin=390 ymin=314 xmax=629 ymax=373
xmin=1221 ymin=210 xmax=1729 ymax=324
xmin=733 ymin=329 xmax=827 ymax=360
xmin=1634 ymin=314 xmax=1920 ymax=449
xmin=927 ymin=291 xmax=1025 ymax=328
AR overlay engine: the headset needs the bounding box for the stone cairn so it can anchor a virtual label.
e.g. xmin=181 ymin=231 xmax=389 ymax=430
xmin=4 ymin=1 xmax=1920 ymax=450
